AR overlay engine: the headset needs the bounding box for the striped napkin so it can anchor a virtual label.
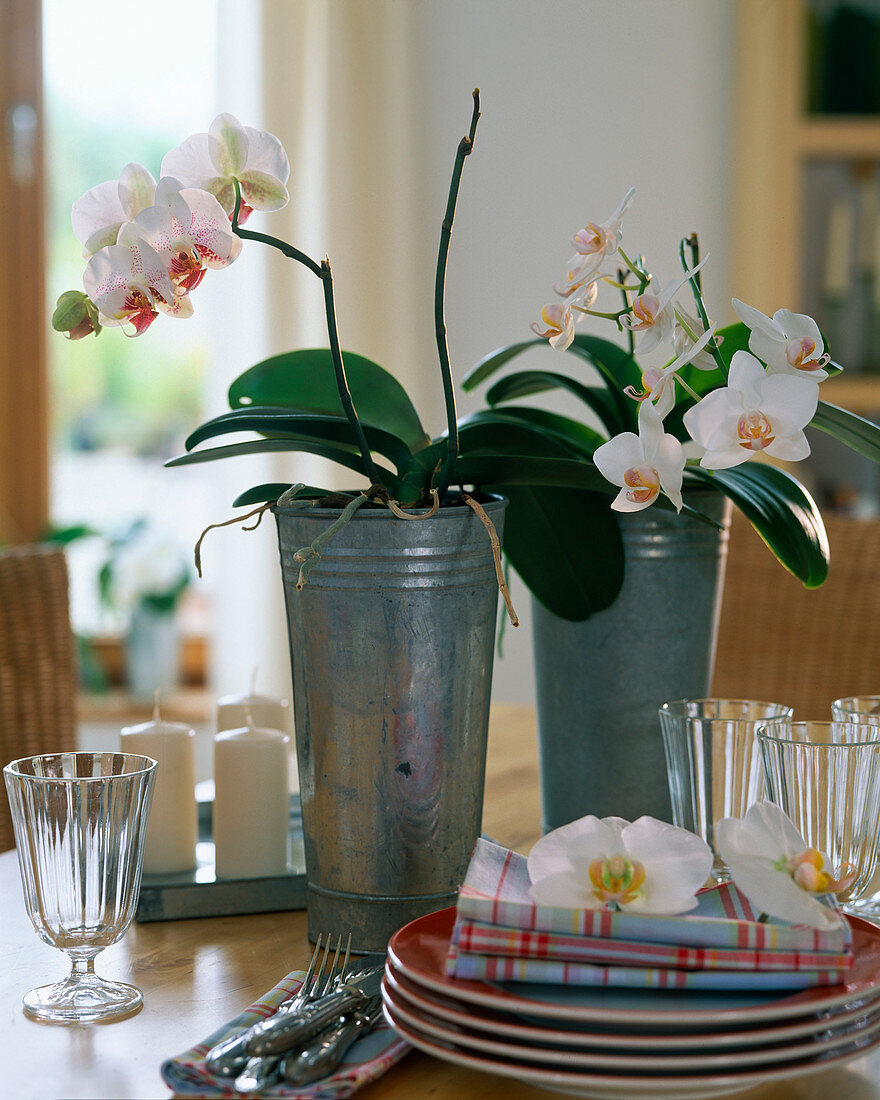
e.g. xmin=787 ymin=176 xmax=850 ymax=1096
xmin=161 ymin=968 xmax=409 ymax=1098
xmin=445 ymin=838 xmax=852 ymax=991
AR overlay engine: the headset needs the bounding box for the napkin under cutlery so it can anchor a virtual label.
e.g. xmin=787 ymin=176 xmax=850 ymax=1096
xmin=161 ymin=968 xmax=409 ymax=1098
xmin=445 ymin=839 xmax=852 ymax=991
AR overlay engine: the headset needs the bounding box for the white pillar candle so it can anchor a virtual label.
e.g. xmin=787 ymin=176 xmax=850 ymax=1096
xmin=217 ymin=676 xmax=298 ymax=794
xmin=216 ymin=692 xmax=290 ymax=735
xmin=120 ymin=704 xmax=197 ymax=875
xmin=213 ymin=723 xmax=290 ymax=879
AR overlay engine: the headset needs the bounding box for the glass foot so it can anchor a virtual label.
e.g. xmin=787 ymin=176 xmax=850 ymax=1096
xmin=23 ymin=975 xmax=143 ymax=1022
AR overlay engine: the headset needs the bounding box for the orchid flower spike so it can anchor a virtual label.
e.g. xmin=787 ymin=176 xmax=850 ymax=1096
xmin=593 ymin=401 xmax=686 ymax=513
xmin=716 ymin=801 xmax=851 ymax=931
xmin=528 ymin=813 xmax=713 ymax=914
xmin=553 ymin=187 xmax=636 ymax=297
xmin=621 ymin=256 xmax=709 ymax=357
xmin=161 ymin=113 xmax=290 ymax=221
xmin=732 ymin=299 xmax=831 ymax=382
xmin=624 ymin=321 xmax=718 ymax=419
xmin=683 ymin=350 xmax=819 ymax=469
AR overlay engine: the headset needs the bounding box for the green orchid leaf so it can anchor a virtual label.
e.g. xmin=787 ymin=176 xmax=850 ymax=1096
xmin=228 ymin=349 xmax=431 ymax=452
xmin=687 ymin=463 xmax=828 ymax=588
xmin=484 ymin=369 xmax=624 ymax=436
xmin=494 ymin=486 xmax=624 ymax=622
xmin=184 ymin=407 xmax=414 ymax=472
xmin=462 ymin=334 xmax=639 ymax=430
xmin=166 ymin=437 xmax=404 ymax=497
xmin=811 ymin=401 xmax=880 ymax=464
xmin=458 ymin=407 xmax=606 ymax=458
xmin=232 ymin=484 xmax=329 ymax=507
xmin=454 ymin=452 xmax=614 ymax=493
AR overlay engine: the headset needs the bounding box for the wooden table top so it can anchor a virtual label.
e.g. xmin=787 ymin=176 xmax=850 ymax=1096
xmin=4 ymin=703 xmax=880 ymax=1099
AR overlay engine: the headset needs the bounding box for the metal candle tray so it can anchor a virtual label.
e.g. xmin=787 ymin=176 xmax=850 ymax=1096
xmin=135 ymin=794 xmax=306 ymax=922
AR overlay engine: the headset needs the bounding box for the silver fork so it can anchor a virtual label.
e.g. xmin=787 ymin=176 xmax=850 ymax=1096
xmin=205 ymin=932 xmax=347 ymax=1079
xmin=231 ymin=934 xmax=351 ymax=1093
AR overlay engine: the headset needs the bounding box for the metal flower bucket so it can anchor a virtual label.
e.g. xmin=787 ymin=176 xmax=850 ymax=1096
xmin=532 ymin=491 xmax=731 ymax=830
xmin=275 ymin=495 xmax=506 ymax=951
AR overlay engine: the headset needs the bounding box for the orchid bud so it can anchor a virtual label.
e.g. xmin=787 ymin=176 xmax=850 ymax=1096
xmin=52 ymin=290 xmax=102 ymax=340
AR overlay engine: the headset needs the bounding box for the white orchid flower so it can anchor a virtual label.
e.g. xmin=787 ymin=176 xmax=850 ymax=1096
xmin=621 ymin=257 xmax=708 ymax=357
xmin=531 ymin=279 xmax=599 ymax=351
xmin=683 ymin=350 xmax=818 ymax=470
xmin=593 ymin=401 xmax=686 ymax=512
xmin=624 ymin=320 xmax=718 ymax=419
xmin=673 ymin=305 xmax=718 ymax=370
xmin=71 ymin=162 xmax=157 ymax=257
xmin=119 ymin=179 xmax=242 ymax=298
xmin=83 ymin=240 xmax=190 ymax=336
xmin=732 ymin=299 xmax=831 ymax=382
xmin=528 ymin=813 xmax=713 ymax=914
xmin=553 ymin=187 xmax=635 ymax=296
xmin=161 ymin=112 xmax=290 ymax=221
xmin=716 ymin=801 xmax=851 ymax=931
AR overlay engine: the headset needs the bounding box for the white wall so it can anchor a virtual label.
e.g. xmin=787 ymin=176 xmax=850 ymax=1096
xmin=232 ymin=0 xmax=735 ymax=706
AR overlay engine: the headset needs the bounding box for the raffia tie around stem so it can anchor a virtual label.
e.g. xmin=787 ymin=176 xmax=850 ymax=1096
xmin=460 ymin=492 xmax=519 ymax=627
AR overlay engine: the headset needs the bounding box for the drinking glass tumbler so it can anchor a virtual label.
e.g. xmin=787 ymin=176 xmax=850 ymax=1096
xmin=758 ymin=722 xmax=880 ymax=914
xmin=830 ymin=697 xmax=880 ymax=918
xmin=3 ymin=752 xmax=156 ymax=1022
xmin=659 ymin=699 xmax=793 ymax=882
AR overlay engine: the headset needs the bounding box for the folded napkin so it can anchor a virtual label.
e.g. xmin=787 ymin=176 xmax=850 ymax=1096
xmin=445 ymin=838 xmax=852 ymax=991
xmin=161 ymin=969 xmax=409 ymax=1099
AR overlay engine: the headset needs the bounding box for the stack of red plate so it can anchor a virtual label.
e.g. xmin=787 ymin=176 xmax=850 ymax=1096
xmin=382 ymin=907 xmax=880 ymax=1099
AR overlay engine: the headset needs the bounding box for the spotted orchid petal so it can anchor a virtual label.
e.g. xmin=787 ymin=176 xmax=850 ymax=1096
xmin=683 ymin=350 xmax=818 ymax=469
xmin=732 ymin=299 xmax=831 ymax=382
xmin=594 ymin=401 xmax=686 ymax=512
xmin=716 ymin=801 xmax=846 ymax=931
xmin=528 ymin=813 xmax=712 ymax=914
xmin=71 ymin=162 xmax=157 ymax=257
xmin=83 ymin=240 xmax=189 ymax=335
xmin=161 ymin=113 xmax=290 ymax=217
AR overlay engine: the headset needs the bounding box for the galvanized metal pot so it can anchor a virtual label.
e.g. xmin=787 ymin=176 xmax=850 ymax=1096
xmin=274 ymin=496 xmax=506 ymax=952
xmin=532 ymin=491 xmax=731 ymax=831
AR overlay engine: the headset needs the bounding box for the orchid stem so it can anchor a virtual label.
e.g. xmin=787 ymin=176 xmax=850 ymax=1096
xmin=231 ymin=180 xmax=380 ymax=486
xmin=435 ymin=88 xmax=481 ymax=501
xmin=679 ymin=234 xmax=726 ymax=373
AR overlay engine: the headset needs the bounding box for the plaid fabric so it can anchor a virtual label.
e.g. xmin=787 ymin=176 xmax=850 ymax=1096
xmin=161 ymin=969 xmax=409 ymax=1098
xmin=445 ymin=942 xmax=846 ymax=990
xmin=456 ymin=838 xmax=851 ymax=953
xmin=453 ymin=919 xmax=852 ymax=972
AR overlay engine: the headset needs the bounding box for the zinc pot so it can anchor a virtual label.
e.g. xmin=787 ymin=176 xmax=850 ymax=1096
xmin=275 ymin=495 xmax=506 ymax=952
xmin=532 ymin=491 xmax=731 ymax=830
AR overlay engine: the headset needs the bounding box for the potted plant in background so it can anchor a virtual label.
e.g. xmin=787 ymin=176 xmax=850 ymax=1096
xmin=99 ymin=520 xmax=190 ymax=702
xmin=54 ymin=93 xmax=624 ymax=949
xmin=460 ymin=188 xmax=880 ymax=828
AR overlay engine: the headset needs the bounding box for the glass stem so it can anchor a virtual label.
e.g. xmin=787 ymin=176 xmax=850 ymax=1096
xmin=67 ymin=955 xmax=98 ymax=983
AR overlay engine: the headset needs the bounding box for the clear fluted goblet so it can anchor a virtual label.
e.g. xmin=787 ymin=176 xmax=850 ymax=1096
xmin=3 ymin=751 xmax=156 ymax=1022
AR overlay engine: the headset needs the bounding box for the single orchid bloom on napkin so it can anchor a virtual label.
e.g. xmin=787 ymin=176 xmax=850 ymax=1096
xmin=682 ymin=349 xmax=819 ymax=469
xmin=715 ymin=801 xmax=853 ymax=931
xmin=71 ymin=162 xmax=158 ymax=257
xmin=527 ymin=813 xmax=713 ymax=914
xmin=593 ymin=400 xmax=686 ymax=512
xmin=732 ymin=299 xmax=831 ymax=383
xmin=161 ymin=112 xmax=290 ymax=220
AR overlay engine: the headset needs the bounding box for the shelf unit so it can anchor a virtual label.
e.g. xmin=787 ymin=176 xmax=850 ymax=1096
xmin=734 ymin=1 xmax=880 ymax=514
